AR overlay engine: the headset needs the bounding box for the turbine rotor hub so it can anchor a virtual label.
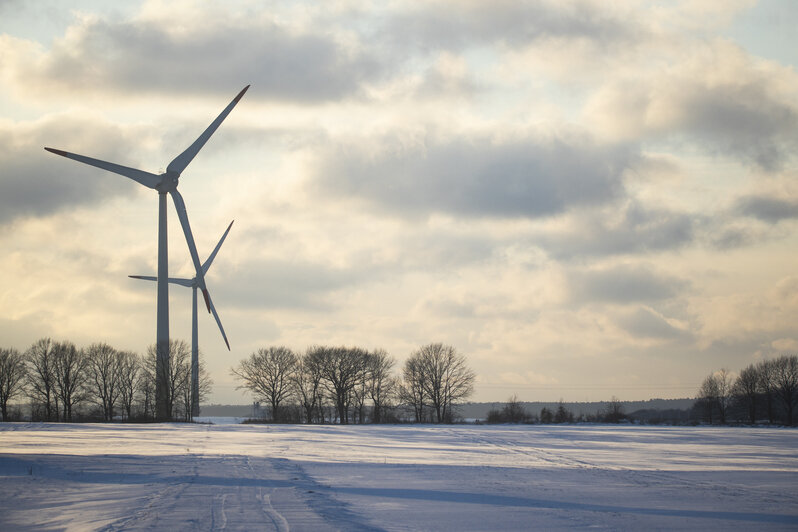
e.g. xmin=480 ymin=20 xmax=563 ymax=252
xmin=155 ymin=171 xmax=180 ymax=193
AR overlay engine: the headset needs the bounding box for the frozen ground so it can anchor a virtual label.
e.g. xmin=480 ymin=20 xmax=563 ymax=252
xmin=1 ymin=423 xmax=796 ymax=530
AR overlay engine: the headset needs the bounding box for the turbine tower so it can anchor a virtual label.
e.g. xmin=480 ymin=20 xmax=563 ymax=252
xmin=45 ymin=86 xmax=248 ymax=420
xmin=130 ymin=220 xmax=234 ymax=419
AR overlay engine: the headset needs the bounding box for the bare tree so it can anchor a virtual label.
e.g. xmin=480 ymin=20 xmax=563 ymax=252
xmin=732 ymin=363 xmax=760 ymax=424
xmin=697 ymin=369 xmax=733 ymax=424
xmin=698 ymin=373 xmax=719 ymax=423
xmin=136 ymin=359 xmax=155 ymax=421
xmin=715 ymin=368 xmax=734 ymax=424
xmin=178 ymin=354 xmax=212 ymax=421
xmin=351 ymin=368 xmax=369 ymax=424
xmin=25 ymin=338 xmax=58 ymax=420
xmin=757 ymin=358 xmax=778 ymax=424
xmin=52 ymin=341 xmax=88 ymax=422
xmin=85 ymin=343 xmax=121 ymax=421
xmin=368 ymin=349 xmax=396 ymax=424
xmin=400 ymin=355 xmax=427 ymax=422
xmin=292 ymin=352 xmax=323 ymax=424
xmin=773 ymin=355 xmax=798 ymax=425
xmin=0 ymin=347 xmax=27 ymax=421
xmin=410 ymin=343 xmax=475 ymax=423
xmin=117 ymin=351 xmax=140 ymax=421
xmin=232 ymin=346 xmax=298 ymax=422
xmin=309 ymin=346 xmax=368 ymax=424
xmin=145 ymin=340 xmax=191 ymax=420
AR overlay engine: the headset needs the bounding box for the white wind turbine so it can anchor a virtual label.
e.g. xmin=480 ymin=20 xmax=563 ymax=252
xmin=130 ymin=220 xmax=234 ymax=419
xmin=45 ymin=86 xmax=249 ymax=420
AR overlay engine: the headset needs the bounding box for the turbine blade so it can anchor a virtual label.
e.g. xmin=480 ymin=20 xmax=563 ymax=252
xmin=202 ymin=220 xmax=234 ymax=274
xmin=201 ymin=287 xmax=211 ymax=313
xmin=170 ymin=188 xmax=209 ymax=311
xmin=207 ymin=291 xmax=231 ymax=350
xmin=44 ymin=148 xmax=161 ymax=189
xmin=129 ymin=275 xmax=157 ymax=281
xmin=166 ymin=85 xmax=250 ymax=175
xmin=129 ymin=275 xmax=194 ymax=287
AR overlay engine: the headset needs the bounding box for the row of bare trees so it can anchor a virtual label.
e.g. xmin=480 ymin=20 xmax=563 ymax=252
xmin=232 ymin=343 xmax=475 ymax=424
xmin=696 ymin=355 xmax=798 ymax=425
xmin=0 ymin=338 xmax=211 ymax=422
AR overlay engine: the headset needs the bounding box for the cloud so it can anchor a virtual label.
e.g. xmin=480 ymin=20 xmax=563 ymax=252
xmin=412 ymin=52 xmax=481 ymax=99
xmin=586 ymin=40 xmax=798 ymax=170
xmin=310 ymin=130 xmax=635 ymax=220
xmin=385 ymin=1 xmax=641 ymax=52
xmin=735 ymin=195 xmax=798 ymax=223
xmin=0 ymin=116 xmax=154 ymax=225
xmin=537 ymin=202 xmax=696 ymax=259
xmin=616 ymin=307 xmax=691 ymax=341
xmin=214 ymin=259 xmax=375 ymax=311
xmin=771 ymin=338 xmax=798 ymax=352
xmin=2 ymin=13 xmax=381 ymax=102
xmin=568 ymin=264 xmax=688 ymax=305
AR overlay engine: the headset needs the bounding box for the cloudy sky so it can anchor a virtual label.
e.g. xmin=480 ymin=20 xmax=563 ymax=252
xmin=1 ymin=0 xmax=797 ymax=404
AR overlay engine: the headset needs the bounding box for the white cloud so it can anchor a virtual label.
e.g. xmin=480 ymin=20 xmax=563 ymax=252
xmin=585 ymin=39 xmax=798 ymax=170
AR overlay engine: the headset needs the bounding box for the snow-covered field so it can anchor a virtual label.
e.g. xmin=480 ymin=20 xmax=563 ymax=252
xmin=1 ymin=423 xmax=796 ymax=531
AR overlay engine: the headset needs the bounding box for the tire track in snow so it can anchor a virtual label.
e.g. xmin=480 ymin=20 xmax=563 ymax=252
xmin=98 ymin=455 xmax=199 ymax=531
xmin=100 ymin=424 xmax=211 ymax=531
xmin=244 ymin=454 xmax=290 ymax=531
xmin=211 ymin=493 xmax=228 ymax=530
xmin=258 ymin=487 xmax=290 ymax=532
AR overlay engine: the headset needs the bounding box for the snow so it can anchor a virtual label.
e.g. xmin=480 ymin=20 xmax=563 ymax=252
xmin=1 ymin=423 xmax=797 ymax=530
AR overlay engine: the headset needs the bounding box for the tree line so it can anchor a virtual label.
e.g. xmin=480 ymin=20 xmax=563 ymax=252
xmin=0 ymin=338 xmax=211 ymax=422
xmin=485 ymin=395 xmax=626 ymax=424
xmin=696 ymin=355 xmax=798 ymax=425
xmin=232 ymin=343 xmax=476 ymax=424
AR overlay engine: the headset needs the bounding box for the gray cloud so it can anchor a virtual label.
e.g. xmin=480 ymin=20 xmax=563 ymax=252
xmin=311 ymin=133 xmax=635 ymax=220
xmin=616 ymin=307 xmax=691 ymax=341
xmin=214 ymin=259 xmax=370 ymax=311
xmin=384 ymin=2 xmax=640 ymax=52
xmin=735 ymin=195 xmax=798 ymax=223
xmin=706 ymin=225 xmax=758 ymax=250
xmin=569 ymin=264 xmax=688 ymax=305
xmin=0 ymin=117 xmax=153 ymax=224
xmin=20 ymin=17 xmax=381 ymax=102
xmin=678 ymin=83 xmax=798 ymax=171
xmin=538 ymin=202 xmax=695 ymax=259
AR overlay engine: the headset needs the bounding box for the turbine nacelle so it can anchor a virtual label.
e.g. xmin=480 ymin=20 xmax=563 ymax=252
xmin=155 ymin=171 xmax=180 ymax=194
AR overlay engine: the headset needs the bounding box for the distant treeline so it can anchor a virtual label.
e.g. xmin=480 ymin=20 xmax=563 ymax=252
xmin=482 ymin=396 xmax=698 ymax=425
xmin=201 ymin=398 xmax=697 ymax=424
xmin=468 ymin=399 xmax=695 ymax=422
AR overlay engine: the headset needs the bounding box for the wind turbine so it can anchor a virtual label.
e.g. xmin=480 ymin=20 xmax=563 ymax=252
xmin=45 ymin=86 xmax=249 ymax=420
xmin=131 ymin=220 xmax=234 ymax=419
